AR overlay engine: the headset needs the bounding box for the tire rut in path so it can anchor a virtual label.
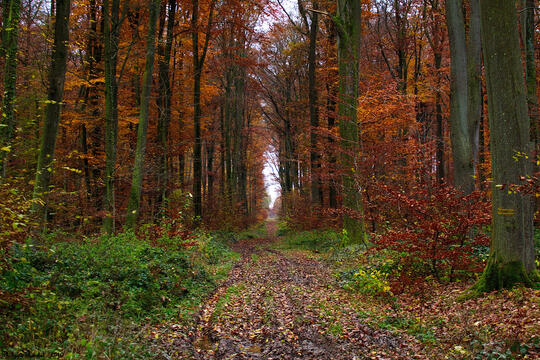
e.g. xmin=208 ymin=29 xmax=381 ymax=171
xmin=153 ymin=232 xmax=417 ymax=359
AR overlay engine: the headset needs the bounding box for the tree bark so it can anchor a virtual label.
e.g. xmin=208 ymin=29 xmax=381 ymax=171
xmin=31 ymin=0 xmax=71 ymax=222
xmin=521 ymin=0 xmax=538 ymax=150
xmin=125 ymin=0 xmax=160 ymax=229
xmin=308 ymin=1 xmax=321 ymax=205
xmin=446 ymin=0 xmax=475 ymax=194
xmin=473 ymin=0 xmax=536 ymax=291
xmin=156 ymin=0 xmax=176 ymax=212
xmin=103 ymin=0 xmax=121 ymax=233
xmin=337 ymin=0 xmax=366 ymax=244
xmin=191 ymin=0 xmax=214 ymax=221
xmin=0 ymin=0 xmax=21 ymax=178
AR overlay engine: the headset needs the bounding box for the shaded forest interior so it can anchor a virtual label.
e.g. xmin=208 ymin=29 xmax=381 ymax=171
xmin=0 ymin=0 xmax=539 ymax=358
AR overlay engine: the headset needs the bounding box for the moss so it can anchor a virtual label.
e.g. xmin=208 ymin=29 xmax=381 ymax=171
xmin=470 ymin=258 xmax=534 ymax=295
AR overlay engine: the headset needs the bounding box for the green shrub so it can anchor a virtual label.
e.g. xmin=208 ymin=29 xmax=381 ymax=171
xmin=337 ymin=266 xmax=392 ymax=296
xmin=0 ymin=231 xmax=237 ymax=358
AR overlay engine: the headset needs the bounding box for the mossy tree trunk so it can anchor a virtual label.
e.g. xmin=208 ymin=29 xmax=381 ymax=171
xmin=103 ymin=0 xmax=121 ymax=234
xmin=0 ymin=0 xmax=21 ymax=179
xmin=125 ymin=0 xmax=160 ymax=229
xmin=473 ymin=0 xmax=537 ymax=292
xmin=31 ymin=0 xmax=71 ymax=222
xmin=336 ymin=0 xmax=366 ymax=244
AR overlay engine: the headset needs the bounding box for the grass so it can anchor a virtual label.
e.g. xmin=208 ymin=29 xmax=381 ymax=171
xmin=0 ymin=231 xmax=239 ymax=358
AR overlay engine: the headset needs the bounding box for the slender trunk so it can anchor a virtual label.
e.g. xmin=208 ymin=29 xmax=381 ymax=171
xmin=473 ymin=0 xmax=536 ymax=292
xmin=446 ymin=0 xmax=474 ymax=194
xmin=337 ymin=0 xmax=366 ymax=244
xmin=467 ymin=0 xmax=482 ymax=178
xmin=125 ymin=0 xmax=160 ymax=229
xmin=191 ymin=0 xmax=214 ymax=221
xmin=31 ymin=0 xmax=71 ymax=222
xmin=156 ymin=0 xmax=176 ymax=210
xmin=103 ymin=0 xmax=120 ymax=233
xmin=308 ymin=1 xmax=320 ymax=205
xmin=0 ymin=0 xmax=21 ymax=178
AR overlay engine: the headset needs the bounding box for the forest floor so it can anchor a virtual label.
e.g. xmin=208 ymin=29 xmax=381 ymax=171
xmin=149 ymin=221 xmax=540 ymax=360
xmin=147 ymin=222 xmax=417 ymax=359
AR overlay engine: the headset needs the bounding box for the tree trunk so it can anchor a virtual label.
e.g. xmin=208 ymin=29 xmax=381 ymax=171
xmin=473 ymin=0 xmax=536 ymax=291
xmin=337 ymin=0 xmax=366 ymax=244
xmin=191 ymin=0 xmax=214 ymax=221
xmin=31 ymin=0 xmax=71 ymax=222
xmin=125 ymin=0 xmax=160 ymax=229
xmin=156 ymin=0 xmax=175 ymax=211
xmin=446 ymin=0 xmax=475 ymax=194
xmin=103 ymin=0 xmax=120 ymax=233
xmin=521 ymin=0 xmax=538 ymax=150
xmin=308 ymin=1 xmax=320 ymax=205
xmin=467 ymin=0 xmax=482 ymax=179
xmin=0 ymin=0 xmax=21 ymax=178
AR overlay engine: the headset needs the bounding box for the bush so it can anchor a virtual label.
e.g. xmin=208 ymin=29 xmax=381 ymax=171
xmin=374 ymin=184 xmax=491 ymax=291
xmin=337 ymin=266 xmax=392 ymax=296
xmin=0 ymin=231 xmax=236 ymax=358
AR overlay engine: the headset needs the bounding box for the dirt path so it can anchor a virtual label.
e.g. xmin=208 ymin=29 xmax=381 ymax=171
xmin=152 ymin=223 xmax=418 ymax=359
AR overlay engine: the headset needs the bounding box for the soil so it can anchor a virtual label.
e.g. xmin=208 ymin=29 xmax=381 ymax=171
xmin=151 ymin=222 xmax=420 ymax=359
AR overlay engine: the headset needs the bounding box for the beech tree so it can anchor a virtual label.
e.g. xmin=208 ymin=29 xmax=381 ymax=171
xmin=445 ymin=0 xmax=482 ymax=194
xmin=0 ymin=0 xmax=21 ymax=178
xmin=31 ymin=0 xmax=72 ymax=221
xmin=336 ymin=0 xmax=366 ymax=244
xmin=125 ymin=0 xmax=160 ymax=229
xmin=191 ymin=0 xmax=215 ymax=220
xmin=103 ymin=0 xmax=122 ymax=233
xmin=156 ymin=0 xmax=176 ymax=211
xmin=473 ymin=0 xmax=537 ymax=291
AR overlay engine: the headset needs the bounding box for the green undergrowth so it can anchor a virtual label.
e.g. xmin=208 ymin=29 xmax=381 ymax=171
xmin=0 ymin=230 xmax=239 ymax=358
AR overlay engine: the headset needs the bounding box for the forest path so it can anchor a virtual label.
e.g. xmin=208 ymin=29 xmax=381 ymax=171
xmin=152 ymin=222 xmax=417 ymax=359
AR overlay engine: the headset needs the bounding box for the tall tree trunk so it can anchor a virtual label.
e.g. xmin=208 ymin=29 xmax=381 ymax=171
xmin=31 ymin=0 xmax=71 ymax=221
xmin=467 ymin=0 xmax=482 ymax=178
xmin=473 ymin=0 xmax=536 ymax=291
xmin=125 ymin=0 xmax=160 ymax=229
xmin=308 ymin=1 xmax=321 ymax=205
xmin=327 ymin=82 xmax=338 ymax=208
xmin=191 ymin=0 xmax=214 ymax=221
xmin=337 ymin=0 xmax=366 ymax=244
xmin=156 ymin=0 xmax=176 ymax=211
xmin=103 ymin=0 xmax=121 ymax=233
xmin=521 ymin=0 xmax=538 ymax=151
xmin=446 ymin=0 xmax=475 ymax=194
xmin=0 ymin=0 xmax=21 ymax=178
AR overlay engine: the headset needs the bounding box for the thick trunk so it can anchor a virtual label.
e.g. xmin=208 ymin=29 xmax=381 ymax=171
xmin=337 ymin=0 xmax=366 ymax=244
xmin=521 ymin=0 xmax=538 ymax=149
xmin=0 ymin=0 xmax=21 ymax=178
xmin=103 ymin=0 xmax=120 ymax=233
xmin=31 ymin=0 xmax=71 ymax=221
xmin=125 ymin=0 xmax=160 ymax=229
xmin=473 ymin=0 xmax=536 ymax=292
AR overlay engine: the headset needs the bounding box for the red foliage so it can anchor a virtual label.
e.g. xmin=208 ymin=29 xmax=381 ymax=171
xmin=373 ymin=183 xmax=491 ymax=290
